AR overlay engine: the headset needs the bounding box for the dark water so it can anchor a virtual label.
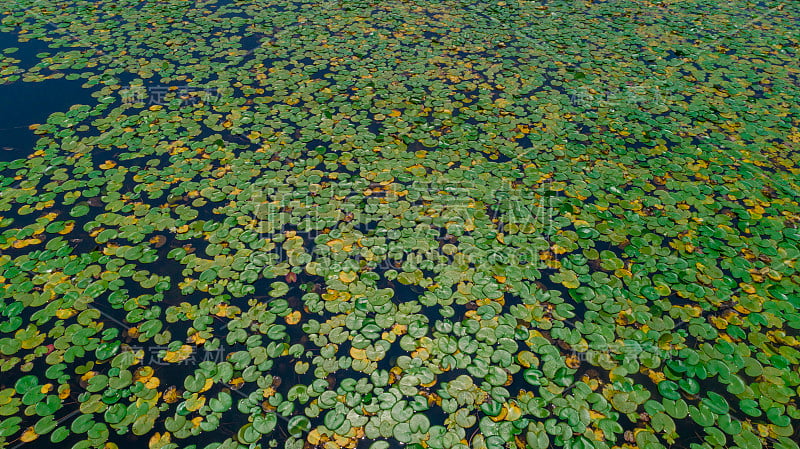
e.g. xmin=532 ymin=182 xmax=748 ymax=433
xmin=0 ymin=32 xmax=92 ymax=161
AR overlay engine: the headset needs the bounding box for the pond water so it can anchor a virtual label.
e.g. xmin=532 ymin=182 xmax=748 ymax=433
xmin=0 ymin=32 xmax=94 ymax=162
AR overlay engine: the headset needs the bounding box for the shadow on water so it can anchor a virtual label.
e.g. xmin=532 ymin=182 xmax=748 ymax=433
xmin=0 ymin=32 xmax=92 ymax=162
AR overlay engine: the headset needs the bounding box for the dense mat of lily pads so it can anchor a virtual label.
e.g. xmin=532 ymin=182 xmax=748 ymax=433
xmin=0 ymin=0 xmax=799 ymax=448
